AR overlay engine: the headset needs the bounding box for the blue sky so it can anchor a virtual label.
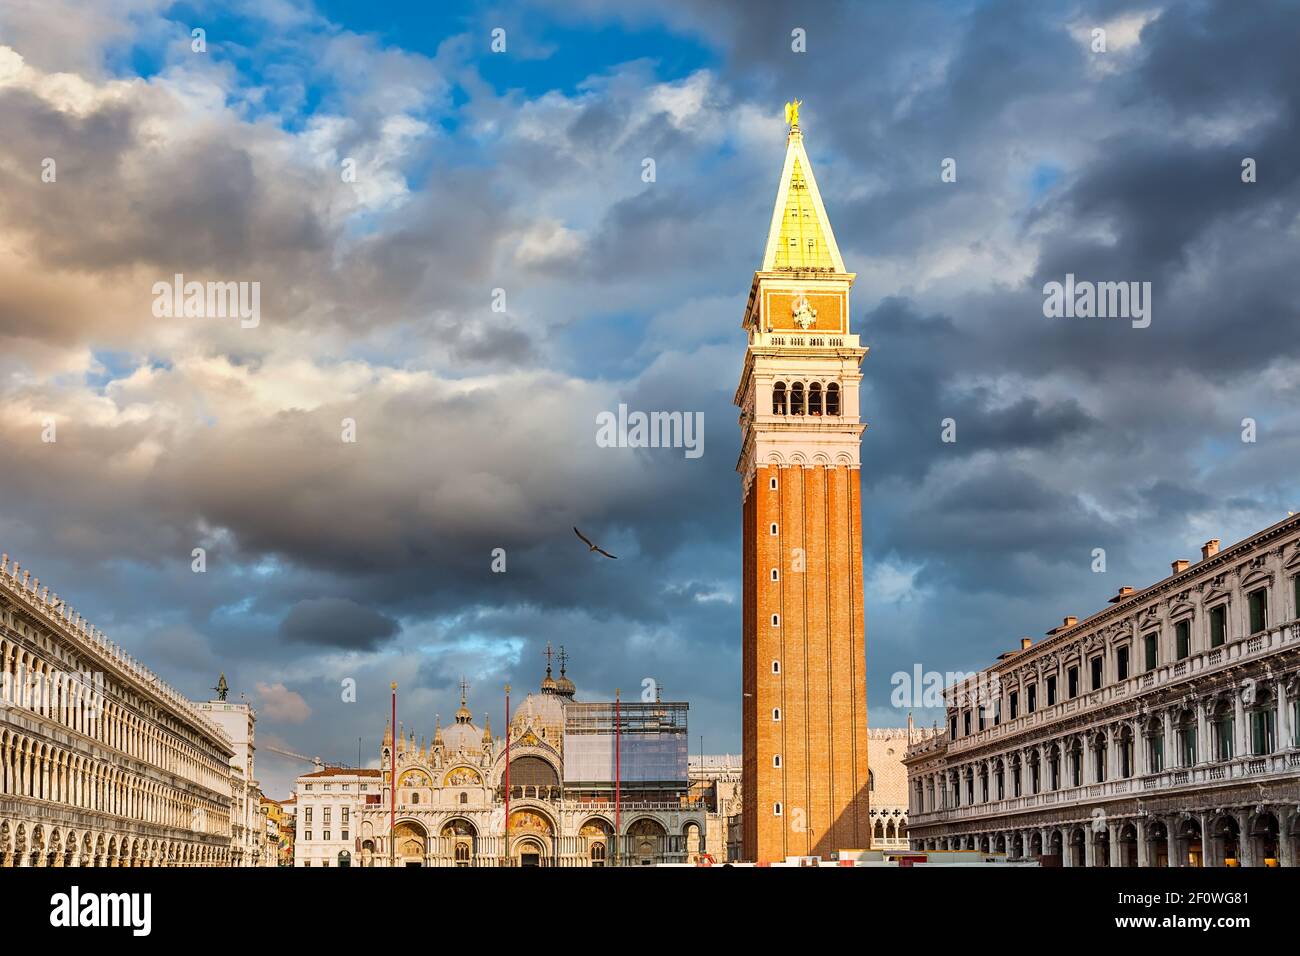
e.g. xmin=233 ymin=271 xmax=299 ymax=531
xmin=2 ymin=0 xmax=1299 ymax=798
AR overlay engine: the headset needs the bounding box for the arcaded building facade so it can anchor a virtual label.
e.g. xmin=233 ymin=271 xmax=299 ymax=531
xmin=736 ymin=106 xmax=871 ymax=863
xmin=0 ymin=554 xmax=235 ymax=866
xmin=904 ymin=516 xmax=1300 ymax=866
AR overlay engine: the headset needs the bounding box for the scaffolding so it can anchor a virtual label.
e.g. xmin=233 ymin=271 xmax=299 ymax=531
xmin=563 ymin=701 xmax=689 ymax=788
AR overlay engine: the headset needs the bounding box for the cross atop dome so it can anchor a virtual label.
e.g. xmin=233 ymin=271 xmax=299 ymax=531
xmin=540 ymin=641 xmax=558 ymax=694
xmin=555 ymin=645 xmax=575 ymax=698
xmin=455 ymin=676 xmax=473 ymax=723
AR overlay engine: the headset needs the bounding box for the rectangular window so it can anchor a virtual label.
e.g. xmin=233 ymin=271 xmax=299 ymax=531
xmin=1175 ymin=619 xmax=1190 ymax=660
xmin=1248 ymin=588 xmax=1268 ymax=633
xmin=963 ymin=711 xmax=971 ymax=735
xmin=1009 ymin=692 xmax=1019 ymax=720
xmin=341 ymin=830 xmax=349 ymax=842
xmin=950 ymin=716 xmax=958 ymax=740
xmin=1046 ymin=675 xmax=1057 ymax=706
xmin=342 ymin=807 xmax=349 ymax=824
xmin=1116 ymin=646 xmax=1129 ymax=681
xmin=1027 ymin=684 xmax=1037 ymax=713
xmin=1144 ymin=633 xmax=1158 ymax=671
xmin=305 ymin=831 xmax=312 ymax=842
xmin=993 ymin=698 xmax=1001 ymax=726
xmin=1180 ymin=725 xmax=1197 ymax=767
xmin=1210 ymin=605 xmax=1227 ymax=647
xmin=1251 ymin=709 xmax=1275 ymax=755
xmin=1215 ymin=718 xmax=1233 ymax=761
xmin=305 ymin=808 xmax=312 ymax=824
xmin=323 ymin=831 xmax=330 ymax=842
xmin=1067 ymin=666 xmax=1079 ymax=699
xmin=1149 ymin=735 xmax=1163 ymax=773
xmin=1090 ymin=656 xmax=1103 ymax=691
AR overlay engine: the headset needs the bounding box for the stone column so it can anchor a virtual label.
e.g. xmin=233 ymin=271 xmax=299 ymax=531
xmin=1196 ymin=700 xmax=1209 ymax=765
xmin=1136 ymin=818 xmax=1149 ymax=867
xmin=1234 ymin=689 xmax=1248 ymax=759
xmin=1167 ymin=818 xmax=1179 ymax=867
xmin=1277 ymin=680 xmax=1291 ymax=752
xmin=1235 ymin=810 xmax=1254 ymax=868
xmin=1279 ymin=809 xmax=1294 ymax=868
xmin=1108 ymin=821 xmax=1121 ymax=866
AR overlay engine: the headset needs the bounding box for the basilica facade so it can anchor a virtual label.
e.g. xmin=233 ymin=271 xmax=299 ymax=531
xmin=295 ymin=659 xmax=706 ymax=867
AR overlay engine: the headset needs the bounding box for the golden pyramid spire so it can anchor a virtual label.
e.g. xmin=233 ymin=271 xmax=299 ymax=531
xmin=762 ymin=100 xmax=845 ymax=273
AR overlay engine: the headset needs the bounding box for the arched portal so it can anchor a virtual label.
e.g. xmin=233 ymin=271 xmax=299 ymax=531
xmin=1179 ymin=818 xmax=1203 ymax=868
xmin=393 ymin=820 xmax=427 ymax=867
xmin=580 ymin=817 xmax=613 ymax=867
xmin=627 ymin=818 xmax=667 ymax=866
xmin=508 ymin=809 xmax=553 ymax=866
xmin=1250 ymin=811 xmax=1280 ymax=867
xmin=440 ymin=818 xmax=478 ymax=867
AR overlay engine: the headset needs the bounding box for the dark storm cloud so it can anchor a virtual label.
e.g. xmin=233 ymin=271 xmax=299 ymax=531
xmin=279 ymin=596 xmax=401 ymax=650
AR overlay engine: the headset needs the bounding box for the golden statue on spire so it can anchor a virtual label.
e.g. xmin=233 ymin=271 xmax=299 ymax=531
xmin=784 ymin=99 xmax=802 ymax=129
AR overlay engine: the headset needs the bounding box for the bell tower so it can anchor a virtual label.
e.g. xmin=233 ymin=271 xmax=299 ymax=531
xmin=735 ymin=104 xmax=870 ymax=862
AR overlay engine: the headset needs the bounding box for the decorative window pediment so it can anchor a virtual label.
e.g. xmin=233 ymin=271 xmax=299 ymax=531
xmin=1203 ymin=586 xmax=1231 ymax=606
xmin=1241 ymin=568 xmax=1274 ymax=590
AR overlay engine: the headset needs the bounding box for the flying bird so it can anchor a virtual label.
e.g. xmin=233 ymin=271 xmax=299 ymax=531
xmin=573 ymin=527 xmax=617 ymax=559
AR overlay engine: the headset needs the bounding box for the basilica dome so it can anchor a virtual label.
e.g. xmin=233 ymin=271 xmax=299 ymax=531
xmin=442 ymin=685 xmax=483 ymax=753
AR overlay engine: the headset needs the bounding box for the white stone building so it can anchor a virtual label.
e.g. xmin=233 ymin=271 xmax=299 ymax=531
xmin=195 ymin=689 xmax=268 ymax=866
xmin=293 ymin=766 xmax=375 ymax=867
xmin=0 ymin=553 xmax=235 ymax=866
xmin=904 ymin=515 xmax=1300 ymax=866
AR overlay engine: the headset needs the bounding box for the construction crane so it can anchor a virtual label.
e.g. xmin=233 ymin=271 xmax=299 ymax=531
xmin=261 ymin=744 xmax=326 ymax=768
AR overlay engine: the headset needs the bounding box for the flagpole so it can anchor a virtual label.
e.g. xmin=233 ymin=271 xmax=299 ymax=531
xmin=389 ymin=681 xmax=396 ymax=868
xmin=615 ymin=687 xmax=621 ymax=868
xmin=503 ymin=683 xmax=511 ymax=867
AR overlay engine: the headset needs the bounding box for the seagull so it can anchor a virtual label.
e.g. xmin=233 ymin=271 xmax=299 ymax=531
xmin=573 ymin=527 xmax=617 ymax=559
